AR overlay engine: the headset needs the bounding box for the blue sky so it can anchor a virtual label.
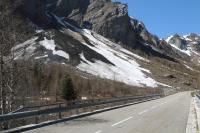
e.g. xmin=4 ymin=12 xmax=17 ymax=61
xmin=116 ymin=0 xmax=200 ymax=38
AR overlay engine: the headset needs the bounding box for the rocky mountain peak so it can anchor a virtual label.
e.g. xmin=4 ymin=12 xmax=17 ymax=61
xmin=186 ymin=33 xmax=200 ymax=41
xmin=167 ymin=35 xmax=187 ymax=50
xmin=24 ymin=0 xmax=154 ymax=44
xmin=165 ymin=33 xmax=200 ymax=63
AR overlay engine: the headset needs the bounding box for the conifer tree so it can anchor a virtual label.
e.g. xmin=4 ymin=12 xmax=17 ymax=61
xmin=62 ymin=75 xmax=77 ymax=101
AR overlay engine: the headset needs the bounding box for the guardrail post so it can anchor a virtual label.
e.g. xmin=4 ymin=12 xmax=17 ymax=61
xmin=35 ymin=115 xmax=38 ymax=124
xmin=59 ymin=103 xmax=62 ymax=119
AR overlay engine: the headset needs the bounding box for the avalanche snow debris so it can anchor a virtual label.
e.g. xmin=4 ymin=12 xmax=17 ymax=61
xmin=39 ymin=37 xmax=70 ymax=60
xmin=12 ymin=37 xmax=39 ymax=60
xmin=14 ymin=14 xmax=170 ymax=88
xmin=77 ymin=28 xmax=158 ymax=87
xmin=12 ymin=37 xmax=38 ymax=51
xmin=52 ymin=14 xmax=169 ymax=88
xmin=78 ymin=52 xmax=157 ymax=87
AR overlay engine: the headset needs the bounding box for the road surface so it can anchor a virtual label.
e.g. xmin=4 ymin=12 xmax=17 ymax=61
xmin=26 ymin=92 xmax=191 ymax=133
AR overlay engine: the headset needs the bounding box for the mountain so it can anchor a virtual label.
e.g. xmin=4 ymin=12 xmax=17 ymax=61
xmin=166 ymin=33 xmax=200 ymax=65
xmin=12 ymin=15 xmax=161 ymax=88
xmin=23 ymin=0 xmax=179 ymax=61
xmin=4 ymin=0 xmax=200 ymax=91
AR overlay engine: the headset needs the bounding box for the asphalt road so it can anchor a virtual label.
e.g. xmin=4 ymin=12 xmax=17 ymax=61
xmin=26 ymin=92 xmax=191 ymax=133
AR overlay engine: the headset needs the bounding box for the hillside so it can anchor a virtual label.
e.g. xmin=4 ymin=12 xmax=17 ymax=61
xmin=1 ymin=0 xmax=200 ymax=116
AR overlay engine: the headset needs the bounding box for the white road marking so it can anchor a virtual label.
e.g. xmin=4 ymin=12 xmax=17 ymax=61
xmin=138 ymin=109 xmax=149 ymax=115
xmin=111 ymin=116 xmax=133 ymax=127
xmin=151 ymin=105 xmax=158 ymax=109
xmin=94 ymin=130 xmax=102 ymax=133
xmin=160 ymin=102 xmax=165 ymax=105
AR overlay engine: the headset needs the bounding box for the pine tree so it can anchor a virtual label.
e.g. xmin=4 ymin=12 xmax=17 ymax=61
xmin=62 ymin=75 xmax=77 ymax=101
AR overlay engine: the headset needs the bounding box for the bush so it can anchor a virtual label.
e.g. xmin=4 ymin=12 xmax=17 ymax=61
xmin=62 ymin=74 xmax=77 ymax=101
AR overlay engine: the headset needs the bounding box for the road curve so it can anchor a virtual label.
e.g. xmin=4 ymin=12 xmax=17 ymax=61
xmin=26 ymin=92 xmax=191 ymax=133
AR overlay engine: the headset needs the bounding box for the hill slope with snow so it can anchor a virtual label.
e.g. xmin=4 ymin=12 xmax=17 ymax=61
xmin=5 ymin=0 xmax=200 ymax=91
xmin=13 ymin=14 xmax=169 ymax=88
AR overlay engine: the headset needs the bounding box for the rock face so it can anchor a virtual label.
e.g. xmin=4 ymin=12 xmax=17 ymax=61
xmin=166 ymin=33 xmax=200 ymax=53
xmin=165 ymin=33 xmax=200 ymax=64
xmin=24 ymin=0 xmax=164 ymax=48
xmin=9 ymin=0 xmax=200 ymax=90
xmin=167 ymin=34 xmax=188 ymax=50
xmin=22 ymin=0 xmax=200 ymax=61
xmin=24 ymin=0 xmax=134 ymax=44
xmin=84 ymin=1 xmax=136 ymax=45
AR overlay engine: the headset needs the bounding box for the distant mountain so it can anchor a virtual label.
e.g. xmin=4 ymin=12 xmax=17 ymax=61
xmin=166 ymin=33 xmax=200 ymax=64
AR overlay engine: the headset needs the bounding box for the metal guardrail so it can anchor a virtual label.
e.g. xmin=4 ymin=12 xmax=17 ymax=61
xmin=9 ymin=95 xmax=161 ymax=112
xmin=196 ymin=94 xmax=200 ymax=99
xmin=8 ymin=107 xmax=24 ymax=114
xmin=0 ymin=94 xmax=161 ymax=123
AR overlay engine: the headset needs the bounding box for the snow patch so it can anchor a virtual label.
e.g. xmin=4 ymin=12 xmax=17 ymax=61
xmin=170 ymin=43 xmax=191 ymax=56
xmin=36 ymin=29 xmax=44 ymax=33
xmin=165 ymin=35 xmax=173 ymax=43
xmin=35 ymin=55 xmax=48 ymax=60
xmin=39 ymin=37 xmax=69 ymax=60
xmin=184 ymin=64 xmax=194 ymax=71
xmin=183 ymin=35 xmax=193 ymax=41
xmin=12 ymin=37 xmax=38 ymax=51
xmin=12 ymin=37 xmax=38 ymax=60
xmin=157 ymin=82 xmax=172 ymax=88
xmin=78 ymin=52 xmax=157 ymax=87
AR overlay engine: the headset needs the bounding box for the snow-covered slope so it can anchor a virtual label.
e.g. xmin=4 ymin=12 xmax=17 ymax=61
xmin=12 ymin=15 xmax=170 ymax=88
xmin=39 ymin=37 xmax=69 ymax=60
xmin=12 ymin=36 xmax=70 ymax=61
xmin=77 ymin=29 xmax=157 ymax=87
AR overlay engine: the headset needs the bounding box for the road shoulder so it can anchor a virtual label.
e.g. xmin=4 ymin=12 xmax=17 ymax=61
xmin=186 ymin=97 xmax=199 ymax=133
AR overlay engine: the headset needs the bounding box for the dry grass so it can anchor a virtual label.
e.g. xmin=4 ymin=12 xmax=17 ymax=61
xmin=11 ymin=60 xmax=161 ymax=109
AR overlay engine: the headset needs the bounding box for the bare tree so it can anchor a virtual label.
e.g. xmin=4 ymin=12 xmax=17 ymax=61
xmin=0 ymin=0 xmax=20 ymax=129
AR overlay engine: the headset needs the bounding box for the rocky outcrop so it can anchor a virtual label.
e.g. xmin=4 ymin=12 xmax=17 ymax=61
xmin=187 ymin=33 xmax=200 ymax=42
xmin=22 ymin=0 xmax=178 ymax=61
xmin=23 ymin=0 xmax=136 ymax=45
xmin=9 ymin=0 xmax=200 ymax=90
xmin=167 ymin=34 xmax=188 ymax=50
xmin=165 ymin=33 xmax=200 ymax=64
xmin=83 ymin=1 xmax=137 ymax=46
xmin=167 ymin=33 xmax=200 ymax=52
